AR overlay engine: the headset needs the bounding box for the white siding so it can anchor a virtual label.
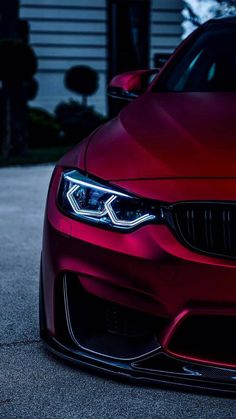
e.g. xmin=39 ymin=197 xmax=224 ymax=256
xmin=20 ymin=0 xmax=107 ymax=113
xmin=20 ymin=0 xmax=183 ymax=114
xmin=22 ymin=9 xmax=106 ymax=20
xmin=151 ymin=0 xmax=184 ymax=64
xmin=38 ymin=59 xmax=106 ymax=72
xmin=21 ymin=0 xmax=106 ymax=6
xmin=29 ymin=21 xmax=106 ymax=33
xmin=30 ymin=34 xmax=107 ymax=46
xmin=35 ymin=72 xmax=106 ymax=113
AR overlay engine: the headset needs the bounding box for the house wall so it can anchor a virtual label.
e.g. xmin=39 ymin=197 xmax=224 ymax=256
xmin=19 ymin=0 xmax=183 ymax=115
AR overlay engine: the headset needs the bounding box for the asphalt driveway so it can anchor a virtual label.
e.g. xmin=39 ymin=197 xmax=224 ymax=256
xmin=0 ymin=165 xmax=236 ymax=418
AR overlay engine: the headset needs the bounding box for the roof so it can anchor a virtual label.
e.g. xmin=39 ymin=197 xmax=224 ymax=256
xmin=205 ymin=15 xmax=236 ymax=27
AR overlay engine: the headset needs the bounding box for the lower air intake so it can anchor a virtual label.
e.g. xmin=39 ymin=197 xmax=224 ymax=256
xmin=167 ymin=314 xmax=236 ymax=366
xmin=62 ymin=274 xmax=166 ymax=360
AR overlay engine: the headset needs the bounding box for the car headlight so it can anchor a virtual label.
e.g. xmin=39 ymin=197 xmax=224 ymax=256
xmin=58 ymin=170 xmax=160 ymax=230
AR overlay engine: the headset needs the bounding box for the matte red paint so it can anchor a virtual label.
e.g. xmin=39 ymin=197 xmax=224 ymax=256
xmin=42 ymin=20 xmax=236 ymax=370
xmin=86 ymin=92 xmax=236 ymax=180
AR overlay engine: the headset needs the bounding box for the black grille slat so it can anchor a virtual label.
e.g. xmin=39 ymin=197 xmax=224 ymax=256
xmin=204 ymin=209 xmax=214 ymax=249
xmin=186 ymin=209 xmax=196 ymax=242
xmin=173 ymin=203 xmax=236 ymax=259
xmin=222 ymin=210 xmax=232 ymax=251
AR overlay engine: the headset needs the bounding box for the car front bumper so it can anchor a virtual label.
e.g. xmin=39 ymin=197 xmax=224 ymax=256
xmin=41 ymin=167 xmax=236 ymax=394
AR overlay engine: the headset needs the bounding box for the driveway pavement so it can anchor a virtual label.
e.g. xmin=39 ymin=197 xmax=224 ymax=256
xmin=0 ymin=165 xmax=236 ymax=418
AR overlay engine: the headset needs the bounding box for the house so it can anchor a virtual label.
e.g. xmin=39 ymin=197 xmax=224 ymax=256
xmin=19 ymin=0 xmax=183 ymax=115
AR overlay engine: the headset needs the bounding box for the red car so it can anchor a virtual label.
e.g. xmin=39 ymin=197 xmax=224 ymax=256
xmin=40 ymin=17 xmax=236 ymax=394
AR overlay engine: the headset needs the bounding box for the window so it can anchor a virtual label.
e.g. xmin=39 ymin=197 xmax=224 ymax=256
xmin=153 ymin=24 xmax=236 ymax=92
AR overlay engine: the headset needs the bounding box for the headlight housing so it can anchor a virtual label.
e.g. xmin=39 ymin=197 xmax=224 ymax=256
xmin=58 ymin=170 xmax=160 ymax=231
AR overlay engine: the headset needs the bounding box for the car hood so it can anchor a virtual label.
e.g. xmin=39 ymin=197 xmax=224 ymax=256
xmin=85 ymin=92 xmax=236 ymax=180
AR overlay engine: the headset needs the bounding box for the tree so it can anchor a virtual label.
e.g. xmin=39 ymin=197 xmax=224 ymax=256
xmin=64 ymin=65 xmax=98 ymax=107
xmin=25 ymin=78 xmax=39 ymax=102
xmin=0 ymin=39 xmax=37 ymax=159
xmin=183 ymin=0 xmax=236 ymax=37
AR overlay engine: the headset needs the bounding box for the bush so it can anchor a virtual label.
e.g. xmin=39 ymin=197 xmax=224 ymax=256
xmin=65 ymin=66 xmax=98 ymax=106
xmin=27 ymin=107 xmax=60 ymax=149
xmin=25 ymin=78 xmax=39 ymax=101
xmin=55 ymin=100 xmax=106 ymax=144
xmin=0 ymin=39 xmax=37 ymax=81
xmin=0 ymin=40 xmax=38 ymax=159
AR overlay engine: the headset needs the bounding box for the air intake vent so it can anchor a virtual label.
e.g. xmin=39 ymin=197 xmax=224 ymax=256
xmin=167 ymin=314 xmax=236 ymax=366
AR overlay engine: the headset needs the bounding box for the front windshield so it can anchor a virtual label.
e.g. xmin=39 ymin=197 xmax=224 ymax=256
xmin=153 ymin=23 xmax=236 ymax=92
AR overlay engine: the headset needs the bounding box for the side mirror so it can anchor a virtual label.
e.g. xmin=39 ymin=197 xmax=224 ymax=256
xmin=107 ymin=69 xmax=159 ymax=101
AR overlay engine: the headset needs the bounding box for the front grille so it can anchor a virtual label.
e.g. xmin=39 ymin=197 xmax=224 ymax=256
xmin=172 ymin=202 xmax=236 ymax=258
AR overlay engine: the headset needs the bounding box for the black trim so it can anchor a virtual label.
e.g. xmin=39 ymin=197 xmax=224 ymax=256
xmin=41 ymin=320 xmax=236 ymax=395
xmin=168 ymin=201 xmax=236 ymax=261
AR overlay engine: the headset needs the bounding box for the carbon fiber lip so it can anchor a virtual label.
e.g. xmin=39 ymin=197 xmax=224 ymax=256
xmin=41 ymin=331 xmax=236 ymax=396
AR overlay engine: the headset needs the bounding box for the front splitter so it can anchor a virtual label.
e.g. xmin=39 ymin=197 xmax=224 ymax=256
xmin=41 ymin=332 xmax=236 ymax=396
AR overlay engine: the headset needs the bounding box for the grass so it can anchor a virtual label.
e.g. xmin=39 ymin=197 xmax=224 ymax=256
xmin=0 ymin=146 xmax=71 ymax=167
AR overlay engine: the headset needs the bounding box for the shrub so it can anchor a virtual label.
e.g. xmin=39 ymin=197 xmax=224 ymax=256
xmin=55 ymin=100 xmax=106 ymax=144
xmin=27 ymin=107 xmax=60 ymax=149
xmin=0 ymin=39 xmax=38 ymax=159
xmin=25 ymin=78 xmax=39 ymax=101
xmin=0 ymin=39 xmax=37 ymax=81
xmin=64 ymin=66 xmax=98 ymax=106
